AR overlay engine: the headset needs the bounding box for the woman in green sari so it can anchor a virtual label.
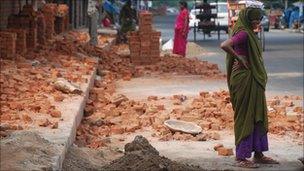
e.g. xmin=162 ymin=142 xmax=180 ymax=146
xmin=220 ymin=8 xmax=279 ymax=168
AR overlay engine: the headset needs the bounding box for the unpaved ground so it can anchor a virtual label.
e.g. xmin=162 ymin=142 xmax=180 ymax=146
xmin=63 ymin=145 xmax=123 ymax=171
xmin=64 ymin=135 xmax=202 ymax=171
xmin=0 ymin=131 xmax=61 ymax=171
xmin=64 ymin=74 xmax=303 ymax=171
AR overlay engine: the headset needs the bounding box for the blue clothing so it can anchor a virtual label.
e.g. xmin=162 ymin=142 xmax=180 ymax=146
xmin=103 ymin=0 xmax=119 ymax=14
xmin=289 ymin=10 xmax=300 ymax=28
xmin=284 ymin=8 xmax=293 ymax=25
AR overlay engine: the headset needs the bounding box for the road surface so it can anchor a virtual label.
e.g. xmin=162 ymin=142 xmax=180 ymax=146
xmin=154 ymin=15 xmax=304 ymax=96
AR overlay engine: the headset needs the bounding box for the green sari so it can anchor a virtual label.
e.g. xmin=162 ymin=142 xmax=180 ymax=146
xmin=226 ymin=8 xmax=268 ymax=145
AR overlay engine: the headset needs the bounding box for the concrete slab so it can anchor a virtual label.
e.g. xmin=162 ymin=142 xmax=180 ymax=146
xmin=35 ymin=68 xmax=96 ymax=170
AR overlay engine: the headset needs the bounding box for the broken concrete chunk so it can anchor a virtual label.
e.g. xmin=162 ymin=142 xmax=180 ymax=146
xmin=111 ymin=94 xmax=129 ymax=106
xmin=54 ymin=78 xmax=82 ymax=94
xmin=164 ymin=119 xmax=202 ymax=135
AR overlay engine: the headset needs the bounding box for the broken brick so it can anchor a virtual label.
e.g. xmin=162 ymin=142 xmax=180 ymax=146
xmin=147 ymin=96 xmax=158 ymax=101
xmin=214 ymin=143 xmax=224 ymax=151
xmin=217 ymin=147 xmax=234 ymax=156
xmin=49 ymin=109 xmax=62 ymax=118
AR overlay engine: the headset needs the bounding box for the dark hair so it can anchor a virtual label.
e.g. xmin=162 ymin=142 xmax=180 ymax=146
xmin=179 ymin=1 xmax=188 ymax=9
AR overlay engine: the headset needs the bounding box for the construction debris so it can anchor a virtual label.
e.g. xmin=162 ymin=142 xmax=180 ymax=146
xmin=0 ymin=30 xmax=100 ymax=137
xmin=164 ymin=119 xmax=202 ymax=135
xmin=54 ymin=78 xmax=82 ymax=94
xmin=100 ymin=135 xmax=202 ymax=171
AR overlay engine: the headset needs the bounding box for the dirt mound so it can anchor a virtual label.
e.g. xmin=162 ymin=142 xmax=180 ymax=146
xmin=0 ymin=131 xmax=60 ymax=170
xmin=63 ymin=145 xmax=123 ymax=171
xmin=124 ymin=135 xmax=159 ymax=155
xmin=101 ymin=135 xmax=202 ymax=171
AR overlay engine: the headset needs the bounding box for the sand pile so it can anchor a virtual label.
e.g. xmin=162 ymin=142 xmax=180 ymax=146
xmin=101 ymin=135 xmax=201 ymax=171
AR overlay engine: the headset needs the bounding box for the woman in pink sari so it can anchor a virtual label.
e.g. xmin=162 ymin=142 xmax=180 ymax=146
xmin=173 ymin=1 xmax=189 ymax=57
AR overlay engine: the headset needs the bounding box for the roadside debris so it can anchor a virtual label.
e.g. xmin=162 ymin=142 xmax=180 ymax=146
xmin=54 ymin=78 xmax=82 ymax=94
xmin=100 ymin=135 xmax=202 ymax=171
xmin=164 ymin=119 xmax=202 ymax=135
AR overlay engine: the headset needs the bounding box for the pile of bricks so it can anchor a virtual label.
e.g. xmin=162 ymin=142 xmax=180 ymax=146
xmin=7 ymin=5 xmax=37 ymax=49
xmin=55 ymin=4 xmax=69 ymax=34
xmin=0 ymin=32 xmax=17 ymax=59
xmin=3 ymin=29 xmax=27 ymax=54
xmin=128 ymin=11 xmax=161 ymax=65
xmin=0 ymin=31 xmax=98 ymax=137
xmin=42 ymin=3 xmax=57 ymax=39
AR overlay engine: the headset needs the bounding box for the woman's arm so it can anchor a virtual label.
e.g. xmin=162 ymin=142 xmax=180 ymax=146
xmin=220 ymin=39 xmax=249 ymax=69
xmin=220 ymin=39 xmax=238 ymax=57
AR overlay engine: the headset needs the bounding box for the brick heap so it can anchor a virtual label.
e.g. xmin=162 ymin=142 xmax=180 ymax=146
xmin=128 ymin=11 xmax=161 ymax=65
xmin=42 ymin=3 xmax=57 ymax=39
xmin=0 ymin=32 xmax=17 ymax=59
xmin=55 ymin=4 xmax=69 ymax=34
xmin=3 ymin=29 xmax=27 ymax=54
xmin=7 ymin=5 xmax=37 ymax=49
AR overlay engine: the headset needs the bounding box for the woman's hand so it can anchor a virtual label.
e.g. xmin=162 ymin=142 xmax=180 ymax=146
xmin=236 ymin=55 xmax=249 ymax=69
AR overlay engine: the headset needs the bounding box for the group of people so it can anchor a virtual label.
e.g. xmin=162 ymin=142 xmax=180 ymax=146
xmin=283 ymin=6 xmax=303 ymax=29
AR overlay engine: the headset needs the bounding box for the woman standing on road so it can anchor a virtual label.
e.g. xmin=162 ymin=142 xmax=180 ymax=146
xmin=220 ymin=8 xmax=279 ymax=168
xmin=173 ymin=1 xmax=189 ymax=57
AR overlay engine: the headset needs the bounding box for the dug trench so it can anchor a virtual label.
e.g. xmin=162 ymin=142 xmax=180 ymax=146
xmin=62 ymin=43 xmax=303 ymax=171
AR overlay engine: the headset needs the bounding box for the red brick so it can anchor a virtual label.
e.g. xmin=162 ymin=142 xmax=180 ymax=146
xmin=214 ymin=143 xmax=224 ymax=151
xmin=217 ymin=147 xmax=234 ymax=156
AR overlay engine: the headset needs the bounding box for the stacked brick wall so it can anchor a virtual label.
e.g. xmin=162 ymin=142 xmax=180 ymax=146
xmin=0 ymin=31 xmax=17 ymax=59
xmin=42 ymin=3 xmax=56 ymax=39
xmin=3 ymin=28 xmax=27 ymax=54
xmin=7 ymin=5 xmax=37 ymax=49
xmin=128 ymin=11 xmax=161 ymax=65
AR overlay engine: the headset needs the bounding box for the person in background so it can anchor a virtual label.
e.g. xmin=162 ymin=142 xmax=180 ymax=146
xmin=283 ymin=6 xmax=293 ymax=28
xmin=220 ymin=8 xmax=280 ymax=168
xmin=173 ymin=0 xmax=189 ymax=57
xmin=118 ymin=0 xmax=137 ymax=43
xmin=103 ymin=0 xmax=119 ymax=25
xmin=289 ymin=6 xmax=300 ymax=28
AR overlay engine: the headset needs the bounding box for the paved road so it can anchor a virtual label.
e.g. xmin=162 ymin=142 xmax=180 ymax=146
xmin=154 ymin=15 xmax=304 ymax=96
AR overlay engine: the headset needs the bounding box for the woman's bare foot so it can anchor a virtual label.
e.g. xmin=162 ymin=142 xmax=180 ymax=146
xmin=235 ymin=159 xmax=260 ymax=168
xmin=254 ymin=156 xmax=280 ymax=164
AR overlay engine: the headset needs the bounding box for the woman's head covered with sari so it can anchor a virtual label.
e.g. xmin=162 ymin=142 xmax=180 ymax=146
xmin=232 ymin=8 xmax=263 ymax=34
